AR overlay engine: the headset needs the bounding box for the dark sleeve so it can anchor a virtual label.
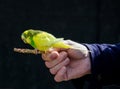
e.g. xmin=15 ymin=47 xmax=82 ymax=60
xmin=85 ymin=43 xmax=120 ymax=84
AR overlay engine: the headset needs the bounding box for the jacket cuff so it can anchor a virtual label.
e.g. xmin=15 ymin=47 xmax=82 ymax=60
xmin=83 ymin=44 xmax=102 ymax=76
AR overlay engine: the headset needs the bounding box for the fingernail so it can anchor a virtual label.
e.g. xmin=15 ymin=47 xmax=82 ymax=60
xmin=50 ymin=51 xmax=59 ymax=59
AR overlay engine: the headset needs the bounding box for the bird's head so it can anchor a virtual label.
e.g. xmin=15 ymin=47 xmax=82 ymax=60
xmin=21 ymin=29 xmax=41 ymax=44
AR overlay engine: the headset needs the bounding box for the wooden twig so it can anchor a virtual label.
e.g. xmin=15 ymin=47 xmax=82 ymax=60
xmin=13 ymin=48 xmax=42 ymax=54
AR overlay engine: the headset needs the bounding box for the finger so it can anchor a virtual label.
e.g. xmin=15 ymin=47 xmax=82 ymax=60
xmin=42 ymin=51 xmax=59 ymax=61
xmin=50 ymin=58 xmax=70 ymax=75
xmin=45 ymin=51 xmax=67 ymax=68
xmin=54 ymin=66 xmax=67 ymax=82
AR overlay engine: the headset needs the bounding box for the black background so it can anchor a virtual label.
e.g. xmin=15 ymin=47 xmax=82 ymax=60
xmin=0 ymin=0 xmax=120 ymax=89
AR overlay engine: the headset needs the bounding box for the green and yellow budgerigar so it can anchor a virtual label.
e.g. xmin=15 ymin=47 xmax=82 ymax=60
xmin=21 ymin=29 xmax=72 ymax=52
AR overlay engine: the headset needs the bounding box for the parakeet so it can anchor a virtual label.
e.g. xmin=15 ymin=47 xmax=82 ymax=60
xmin=21 ymin=29 xmax=72 ymax=52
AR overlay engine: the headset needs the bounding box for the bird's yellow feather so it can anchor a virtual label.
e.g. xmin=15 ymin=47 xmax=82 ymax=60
xmin=21 ymin=29 xmax=72 ymax=52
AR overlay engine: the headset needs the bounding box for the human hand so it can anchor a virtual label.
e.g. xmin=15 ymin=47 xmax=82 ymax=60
xmin=42 ymin=40 xmax=91 ymax=82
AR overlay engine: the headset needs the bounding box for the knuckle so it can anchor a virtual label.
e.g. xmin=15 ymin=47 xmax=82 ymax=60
xmin=65 ymin=58 xmax=70 ymax=64
xmin=59 ymin=51 xmax=67 ymax=59
xmin=50 ymin=68 xmax=56 ymax=75
xmin=61 ymin=51 xmax=67 ymax=56
xmin=45 ymin=62 xmax=52 ymax=68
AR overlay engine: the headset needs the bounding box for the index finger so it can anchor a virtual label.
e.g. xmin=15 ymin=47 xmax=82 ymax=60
xmin=42 ymin=51 xmax=59 ymax=61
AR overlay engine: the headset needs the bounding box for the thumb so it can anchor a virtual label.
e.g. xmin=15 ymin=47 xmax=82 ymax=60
xmin=67 ymin=48 xmax=89 ymax=59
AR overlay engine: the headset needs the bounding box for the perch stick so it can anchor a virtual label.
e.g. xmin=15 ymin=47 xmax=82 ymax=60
xmin=14 ymin=48 xmax=42 ymax=54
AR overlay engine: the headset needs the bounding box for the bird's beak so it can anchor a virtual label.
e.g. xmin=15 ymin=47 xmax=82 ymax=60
xmin=22 ymin=39 xmax=27 ymax=44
